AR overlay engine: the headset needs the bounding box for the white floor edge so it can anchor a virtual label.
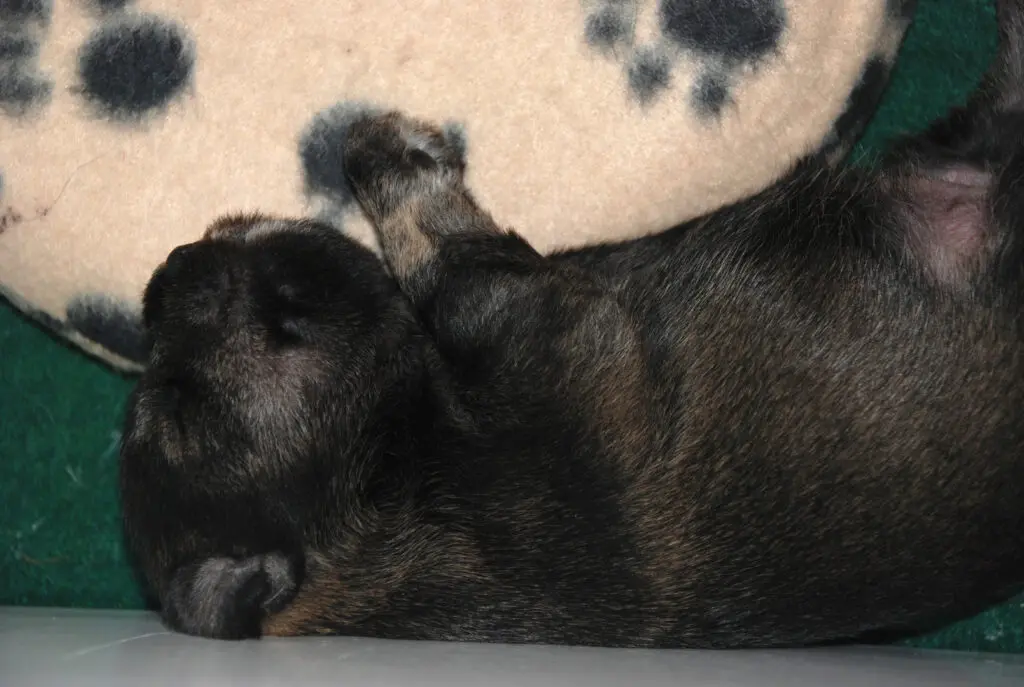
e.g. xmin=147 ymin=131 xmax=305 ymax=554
xmin=3 ymin=606 xmax=1024 ymax=686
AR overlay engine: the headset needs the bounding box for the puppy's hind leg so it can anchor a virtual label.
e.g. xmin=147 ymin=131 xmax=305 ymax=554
xmin=342 ymin=111 xmax=595 ymax=370
xmin=880 ymin=1 xmax=1024 ymax=287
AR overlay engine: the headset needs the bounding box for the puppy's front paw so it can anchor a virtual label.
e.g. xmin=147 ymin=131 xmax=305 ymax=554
xmin=343 ymin=111 xmax=465 ymax=216
xmin=162 ymin=553 xmax=302 ymax=640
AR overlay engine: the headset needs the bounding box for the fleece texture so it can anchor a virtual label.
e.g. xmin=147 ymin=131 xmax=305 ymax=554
xmin=0 ymin=0 xmax=909 ymax=370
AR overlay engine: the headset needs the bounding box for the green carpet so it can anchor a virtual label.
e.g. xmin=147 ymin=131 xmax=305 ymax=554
xmin=3 ymin=0 xmax=1023 ymax=653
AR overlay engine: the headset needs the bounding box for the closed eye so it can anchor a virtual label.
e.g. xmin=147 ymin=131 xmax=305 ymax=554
xmin=262 ymin=277 xmax=322 ymax=347
xmin=273 ymin=316 xmax=306 ymax=345
xmin=269 ymin=284 xmax=315 ymax=345
xmin=158 ymin=379 xmax=188 ymax=436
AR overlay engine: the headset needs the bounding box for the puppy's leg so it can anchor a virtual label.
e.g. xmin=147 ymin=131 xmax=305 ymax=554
xmin=161 ymin=553 xmax=302 ymax=639
xmin=343 ymin=112 xmax=546 ymax=309
xmin=878 ymin=0 xmax=1024 ymax=288
xmin=341 ymin=112 xmax=650 ymax=434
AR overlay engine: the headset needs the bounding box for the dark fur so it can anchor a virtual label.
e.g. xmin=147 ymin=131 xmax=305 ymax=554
xmin=120 ymin=1 xmax=1024 ymax=648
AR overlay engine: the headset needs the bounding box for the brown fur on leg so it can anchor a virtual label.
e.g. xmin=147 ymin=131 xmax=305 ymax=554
xmin=343 ymin=112 xmax=504 ymax=282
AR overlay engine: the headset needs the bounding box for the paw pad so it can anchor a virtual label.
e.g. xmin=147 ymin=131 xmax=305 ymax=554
xmin=298 ymin=101 xmax=467 ymax=221
xmin=343 ymin=111 xmax=466 ymax=180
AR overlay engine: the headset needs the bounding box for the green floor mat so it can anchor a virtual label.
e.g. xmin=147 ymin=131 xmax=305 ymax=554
xmin=2 ymin=0 xmax=1022 ymax=654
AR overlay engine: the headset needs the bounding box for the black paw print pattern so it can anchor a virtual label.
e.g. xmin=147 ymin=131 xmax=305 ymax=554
xmin=1 ymin=0 xmax=198 ymax=368
xmin=298 ymin=101 xmax=468 ymax=226
xmin=75 ymin=1 xmax=195 ymax=121
xmin=583 ymin=0 xmax=786 ymax=116
xmin=86 ymin=0 xmax=133 ymax=12
xmin=0 ymin=0 xmax=54 ymax=118
xmin=1 ymin=0 xmax=195 ymax=122
xmin=65 ymin=293 xmax=149 ymax=364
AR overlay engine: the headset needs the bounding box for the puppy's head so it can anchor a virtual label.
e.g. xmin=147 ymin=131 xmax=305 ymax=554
xmin=119 ymin=214 xmax=413 ymax=639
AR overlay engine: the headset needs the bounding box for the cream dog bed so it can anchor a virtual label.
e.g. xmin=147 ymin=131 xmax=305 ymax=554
xmin=0 ymin=0 xmax=914 ymax=371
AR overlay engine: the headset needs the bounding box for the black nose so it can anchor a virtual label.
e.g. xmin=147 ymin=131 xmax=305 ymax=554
xmin=154 ymin=241 xmax=236 ymax=328
xmin=165 ymin=242 xmax=199 ymax=273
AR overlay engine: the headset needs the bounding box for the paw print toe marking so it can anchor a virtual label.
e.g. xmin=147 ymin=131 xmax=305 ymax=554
xmin=582 ymin=0 xmax=788 ymax=116
xmin=0 ymin=1 xmax=196 ymax=123
xmin=76 ymin=13 xmax=195 ymax=121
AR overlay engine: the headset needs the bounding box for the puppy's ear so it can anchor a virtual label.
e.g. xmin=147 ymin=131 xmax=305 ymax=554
xmin=161 ymin=553 xmax=302 ymax=639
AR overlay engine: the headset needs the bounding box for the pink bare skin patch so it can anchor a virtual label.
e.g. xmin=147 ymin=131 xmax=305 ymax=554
xmin=902 ymin=165 xmax=993 ymax=287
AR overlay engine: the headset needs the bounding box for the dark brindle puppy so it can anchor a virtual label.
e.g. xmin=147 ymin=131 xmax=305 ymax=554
xmin=120 ymin=1 xmax=1024 ymax=648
